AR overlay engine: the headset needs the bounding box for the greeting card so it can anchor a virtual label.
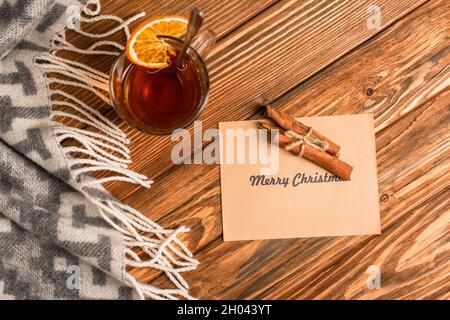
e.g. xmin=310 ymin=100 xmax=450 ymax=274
xmin=219 ymin=114 xmax=380 ymax=241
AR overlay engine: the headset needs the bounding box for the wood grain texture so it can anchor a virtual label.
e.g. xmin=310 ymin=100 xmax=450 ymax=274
xmin=101 ymin=0 xmax=278 ymax=38
xmin=54 ymin=0 xmax=277 ymax=127
xmin=124 ymin=0 xmax=449 ymax=230
xmin=55 ymin=0 xmax=449 ymax=299
xmin=116 ymin=0 xmax=449 ymax=299
xmin=134 ymin=71 xmax=450 ymax=300
xmin=99 ymin=0 xmax=428 ymax=199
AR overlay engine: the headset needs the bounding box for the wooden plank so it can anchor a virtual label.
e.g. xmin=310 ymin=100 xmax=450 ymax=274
xmin=101 ymin=0 xmax=429 ymax=199
xmin=67 ymin=0 xmax=277 ymax=70
xmin=299 ymin=192 xmax=449 ymax=300
xmin=244 ymin=93 xmax=450 ymax=300
xmin=101 ymin=0 xmax=278 ymax=39
xmin=136 ymin=88 xmax=450 ymax=299
xmin=121 ymin=0 xmax=450 ymax=297
xmin=124 ymin=0 xmax=449 ymax=223
xmin=54 ymin=0 xmax=277 ymax=127
xmin=194 ymin=189 xmax=449 ymax=299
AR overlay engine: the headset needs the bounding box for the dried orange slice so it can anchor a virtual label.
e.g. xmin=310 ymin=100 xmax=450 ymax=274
xmin=126 ymin=16 xmax=188 ymax=69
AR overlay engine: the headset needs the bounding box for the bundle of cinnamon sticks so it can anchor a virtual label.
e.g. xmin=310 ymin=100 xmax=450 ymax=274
xmin=260 ymin=104 xmax=353 ymax=180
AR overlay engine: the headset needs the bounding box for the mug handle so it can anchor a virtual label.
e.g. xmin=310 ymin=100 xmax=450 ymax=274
xmin=191 ymin=30 xmax=217 ymax=60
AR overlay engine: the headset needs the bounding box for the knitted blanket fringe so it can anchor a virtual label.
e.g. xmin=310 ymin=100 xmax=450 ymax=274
xmin=34 ymin=0 xmax=198 ymax=300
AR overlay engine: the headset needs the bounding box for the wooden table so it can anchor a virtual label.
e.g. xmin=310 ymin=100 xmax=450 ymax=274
xmin=71 ymin=0 xmax=449 ymax=299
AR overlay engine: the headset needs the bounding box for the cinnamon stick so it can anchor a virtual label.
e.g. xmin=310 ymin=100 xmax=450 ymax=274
xmin=260 ymin=122 xmax=353 ymax=181
xmin=265 ymin=104 xmax=341 ymax=156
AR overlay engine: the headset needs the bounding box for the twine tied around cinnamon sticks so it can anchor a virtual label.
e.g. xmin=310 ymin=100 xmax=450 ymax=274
xmin=284 ymin=128 xmax=329 ymax=157
xmin=260 ymin=104 xmax=353 ymax=181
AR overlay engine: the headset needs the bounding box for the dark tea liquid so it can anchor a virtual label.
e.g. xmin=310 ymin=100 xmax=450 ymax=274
xmin=122 ymin=52 xmax=202 ymax=131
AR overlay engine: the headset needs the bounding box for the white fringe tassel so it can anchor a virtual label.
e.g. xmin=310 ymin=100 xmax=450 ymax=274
xmin=34 ymin=0 xmax=199 ymax=300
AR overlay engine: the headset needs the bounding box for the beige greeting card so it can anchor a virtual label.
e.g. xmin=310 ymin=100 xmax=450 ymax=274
xmin=219 ymin=114 xmax=380 ymax=241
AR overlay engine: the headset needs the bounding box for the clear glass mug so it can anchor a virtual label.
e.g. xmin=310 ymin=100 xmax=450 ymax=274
xmin=109 ymin=31 xmax=216 ymax=135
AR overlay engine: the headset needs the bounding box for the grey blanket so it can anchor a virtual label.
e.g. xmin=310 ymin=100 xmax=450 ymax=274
xmin=0 ymin=0 xmax=197 ymax=299
xmin=0 ymin=139 xmax=133 ymax=299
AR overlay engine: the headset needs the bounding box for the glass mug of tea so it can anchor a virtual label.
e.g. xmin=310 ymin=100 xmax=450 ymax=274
xmin=110 ymin=31 xmax=216 ymax=135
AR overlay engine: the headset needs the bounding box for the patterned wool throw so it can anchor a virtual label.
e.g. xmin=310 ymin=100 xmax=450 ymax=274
xmin=0 ymin=0 xmax=198 ymax=299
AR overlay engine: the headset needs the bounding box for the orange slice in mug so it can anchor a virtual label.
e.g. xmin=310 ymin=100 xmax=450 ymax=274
xmin=126 ymin=16 xmax=188 ymax=69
